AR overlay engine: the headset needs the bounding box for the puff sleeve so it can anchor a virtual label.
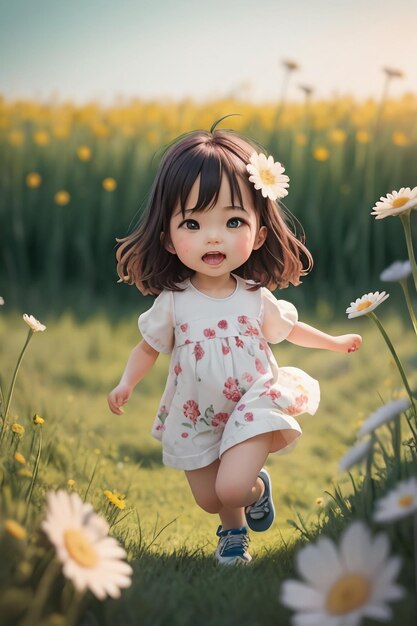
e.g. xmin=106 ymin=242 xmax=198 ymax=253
xmin=260 ymin=288 xmax=298 ymax=343
xmin=138 ymin=290 xmax=174 ymax=354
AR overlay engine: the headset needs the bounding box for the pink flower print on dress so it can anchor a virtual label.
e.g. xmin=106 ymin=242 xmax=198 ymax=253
xmin=193 ymin=342 xmax=205 ymax=361
xmin=174 ymin=363 xmax=182 ymax=376
xmin=235 ymin=337 xmax=244 ymax=349
xmin=238 ymin=315 xmax=249 ymax=324
xmin=203 ymin=328 xmax=216 ymax=338
xmin=183 ymin=400 xmax=200 ymax=424
xmin=212 ymin=412 xmax=230 ymax=427
xmin=223 ymin=377 xmax=243 ymax=403
xmin=180 ymin=323 xmax=189 ymax=333
xmin=259 ymin=338 xmax=270 ymax=352
xmin=218 ymin=320 xmax=228 ymax=329
xmin=222 ymin=340 xmax=231 ymax=355
xmin=242 ymin=372 xmax=254 ymax=384
xmin=260 ymin=387 xmax=282 ymax=400
xmin=244 ymin=412 xmax=254 ymax=422
xmin=286 ymin=394 xmax=308 ymax=415
xmin=243 ymin=324 xmax=259 ymax=337
xmin=255 ymin=358 xmax=267 ymax=375
xmin=155 ymin=423 xmax=166 ymax=432
xmin=237 ymin=403 xmax=246 ymax=411
xmin=181 ymin=432 xmax=189 ymax=438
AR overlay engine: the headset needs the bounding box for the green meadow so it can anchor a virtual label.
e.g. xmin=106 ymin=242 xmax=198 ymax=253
xmin=1 ymin=304 xmax=416 ymax=624
xmin=1 ymin=95 xmax=417 ymax=624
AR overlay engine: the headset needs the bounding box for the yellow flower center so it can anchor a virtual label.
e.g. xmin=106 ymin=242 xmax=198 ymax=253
xmin=64 ymin=530 xmax=98 ymax=568
xmin=357 ymin=299 xmax=373 ymax=311
xmin=260 ymin=169 xmax=276 ymax=186
xmin=326 ymin=573 xmax=371 ymax=615
xmin=399 ymin=494 xmax=414 ymax=508
xmin=392 ymin=196 xmax=409 ymax=208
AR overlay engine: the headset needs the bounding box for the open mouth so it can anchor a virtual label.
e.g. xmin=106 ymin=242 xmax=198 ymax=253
xmin=202 ymin=252 xmax=226 ymax=266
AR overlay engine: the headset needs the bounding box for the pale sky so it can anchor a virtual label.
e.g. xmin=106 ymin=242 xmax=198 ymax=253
xmin=0 ymin=0 xmax=416 ymax=104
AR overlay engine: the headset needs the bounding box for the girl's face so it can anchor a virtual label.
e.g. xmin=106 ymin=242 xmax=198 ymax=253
xmin=165 ymin=175 xmax=267 ymax=279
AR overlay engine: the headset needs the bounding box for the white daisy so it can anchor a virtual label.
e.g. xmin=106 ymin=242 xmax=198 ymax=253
xmin=41 ymin=490 xmax=133 ymax=599
xmin=346 ymin=292 xmax=389 ymax=319
xmin=371 ymin=187 xmax=417 ymax=220
xmin=357 ymin=398 xmax=411 ymax=437
xmin=380 ymin=260 xmax=411 ymax=282
xmin=339 ymin=439 xmax=372 ymax=472
xmin=246 ymin=152 xmax=289 ymax=200
xmin=23 ymin=313 xmax=46 ymax=332
xmin=374 ymin=477 xmax=417 ymax=522
xmin=280 ymin=521 xmax=404 ymax=626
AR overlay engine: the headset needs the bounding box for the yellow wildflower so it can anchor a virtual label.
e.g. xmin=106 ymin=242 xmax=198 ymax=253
xmin=18 ymin=468 xmax=32 ymax=478
xmin=313 ymin=147 xmax=330 ymax=161
xmin=33 ymin=414 xmax=44 ymax=425
xmin=102 ymin=177 xmax=117 ymax=192
xmin=146 ymin=130 xmax=159 ymax=145
xmin=8 ymin=130 xmax=25 ymax=146
xmin=14 ymin=452 xmax=26 ymax=465
xmin=329 ymin=129 xmax=347 ymax=144
xmin=5 ymin=520 xmax=27 ymax=541
xmin=67 ymin=479 xmax=76 ymax=487
xmin=53 ymin=125 xmax=71 ymax=140
xmin=103 ymin=490 xmax=126 ymax=510
xmin=315 ymin=497 xmax=324 ymax=506
xmin=295 ymin=133 xmax=307 ymax=146
xmin=33 ymin=130 xmax=50 ymax=146
xmin=76 ymin=146 xmax=92 ymax=161
xmin=26 ymin=172 xmax=42 ymax=188
xmin=54 ymin=191 xmax=70 ymax=206
xmin=392 ymin=131 xmax=408 ymax=147
xmin=356 ymin=130 xmax=370 ymax=144
xmin=12 ymin=423 xmax=25 ymax=435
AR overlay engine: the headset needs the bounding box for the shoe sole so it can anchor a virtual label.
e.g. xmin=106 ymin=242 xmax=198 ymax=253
xmin=245 ymin=468 xmax=275 ymax=532
xmin=215 ymin=555 xmax=252 ymax=565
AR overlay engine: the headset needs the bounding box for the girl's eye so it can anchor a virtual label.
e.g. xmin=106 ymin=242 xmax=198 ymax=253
xmin=180 ymin=219 xmax=200 ymax=230
xmin=227 ymin=217 xmax=245 ymax=228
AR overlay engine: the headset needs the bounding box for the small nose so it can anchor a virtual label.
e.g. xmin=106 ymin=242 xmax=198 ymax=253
xmin=206 ymin=230 xmax=222 ymax=244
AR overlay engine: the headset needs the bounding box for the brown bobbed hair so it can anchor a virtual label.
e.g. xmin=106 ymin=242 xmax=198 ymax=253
xmin=116 ymin=128 xmax=313 ymax=295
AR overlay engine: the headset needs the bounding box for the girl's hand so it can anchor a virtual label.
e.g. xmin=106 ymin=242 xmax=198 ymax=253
xmin=334 ymin=334 xmax=362 ymax=353
xmin=107 ymin=383 xmax=132 ymax=415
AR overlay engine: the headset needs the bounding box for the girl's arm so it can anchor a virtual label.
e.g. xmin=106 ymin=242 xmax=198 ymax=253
xmin=287 ymin=321 xmax=362 ymax=353
xmin=107 ymin=339 xmax=160 ymax=415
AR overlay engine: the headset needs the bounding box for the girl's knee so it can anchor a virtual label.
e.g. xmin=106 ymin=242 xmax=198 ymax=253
xmin=215 ymin=479 xmax=250 ymax=509
xmin=193 ymin=492 xmax=222 ymax=514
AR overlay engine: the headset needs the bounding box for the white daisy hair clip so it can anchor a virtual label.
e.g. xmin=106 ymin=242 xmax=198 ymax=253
xmin=246 ymin=152 xmax=290 ymax=201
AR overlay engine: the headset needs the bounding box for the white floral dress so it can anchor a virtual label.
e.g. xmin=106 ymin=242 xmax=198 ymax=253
xmin=138 ymin=274 xmax=320 ymax=470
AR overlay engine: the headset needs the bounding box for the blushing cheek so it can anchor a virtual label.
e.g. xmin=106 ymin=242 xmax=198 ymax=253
xmin=234 ymin=233 xmax=254 ymax=260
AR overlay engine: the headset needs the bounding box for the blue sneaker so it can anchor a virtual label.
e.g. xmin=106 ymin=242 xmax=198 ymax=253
xmin=215 ymin=526 xmax=252 ymax=565
xmin=245 ymin=467 xmax=275 ymax=532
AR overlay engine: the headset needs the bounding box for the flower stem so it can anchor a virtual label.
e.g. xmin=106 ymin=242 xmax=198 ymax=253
xmin=0 ymin=329 xmax=33 ymax=445
xmin=414 ymin=512 xmax=417 ymax=603
xmin=400 ymin=279 xmax=417 ymax=336
xmin=368 ymin=311 xmax=416 ymax=415
xmin=400 ymin=211 xmax=417 ymax=293
xmin=20 ymin=556 xmax=61 ymax=626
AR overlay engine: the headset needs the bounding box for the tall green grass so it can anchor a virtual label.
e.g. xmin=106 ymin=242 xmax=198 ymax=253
xmin=1 ymin=95 xmax=417 ymax=310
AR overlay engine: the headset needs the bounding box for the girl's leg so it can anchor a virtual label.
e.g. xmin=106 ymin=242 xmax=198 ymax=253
xmin=184 ymin=459 xmax=248 ymax=530
xmin=215 ymin=432 xmax=273 ymax=512
xmin=184 ymin=459 xmax=222 ymax=514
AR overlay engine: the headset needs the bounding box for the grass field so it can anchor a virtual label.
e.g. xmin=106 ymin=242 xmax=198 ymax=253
xmin=1 ymin=298 xmax=416 ymax=625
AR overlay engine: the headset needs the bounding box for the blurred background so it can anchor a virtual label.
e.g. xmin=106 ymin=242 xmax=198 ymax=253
xmin=1 ymin=0 xmax=416 ymax=316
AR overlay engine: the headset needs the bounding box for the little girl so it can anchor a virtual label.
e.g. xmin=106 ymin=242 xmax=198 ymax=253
xmin=108 ymin=122 xmax=362 ymax=565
